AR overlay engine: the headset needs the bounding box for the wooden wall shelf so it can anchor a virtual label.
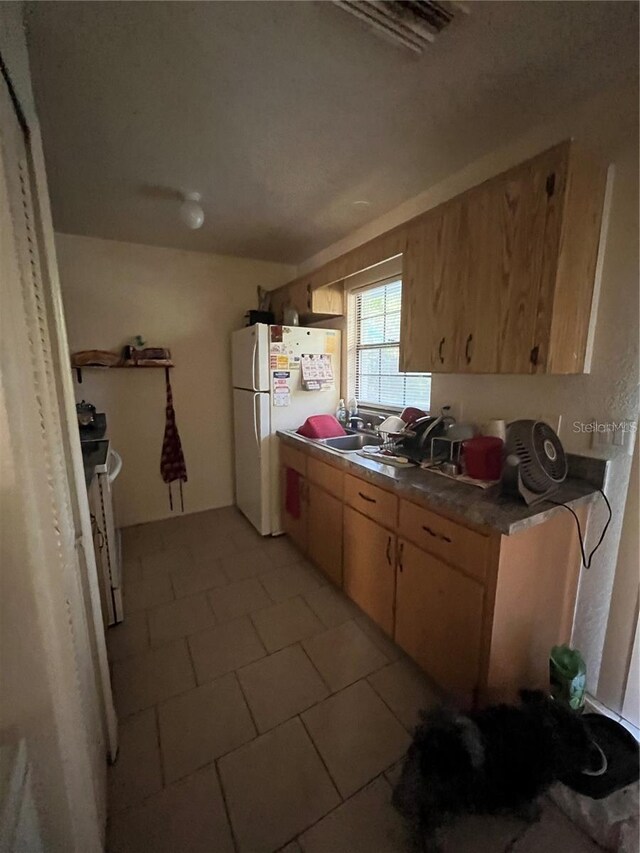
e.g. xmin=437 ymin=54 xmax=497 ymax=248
xmin=73 ymin=362 xmax=174 ymax=383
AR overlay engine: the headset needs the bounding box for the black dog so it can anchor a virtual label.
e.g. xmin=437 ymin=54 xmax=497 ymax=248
xmin=392 ymin=690 xmax=592 ymax=851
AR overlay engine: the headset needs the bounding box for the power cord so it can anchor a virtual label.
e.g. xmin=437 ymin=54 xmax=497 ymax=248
xmin=550 ymin=488 xmax=612 ymax=570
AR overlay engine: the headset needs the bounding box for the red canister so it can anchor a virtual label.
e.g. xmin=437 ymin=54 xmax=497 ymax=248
xmin=462 ymin=436 xmax=504 ymax=480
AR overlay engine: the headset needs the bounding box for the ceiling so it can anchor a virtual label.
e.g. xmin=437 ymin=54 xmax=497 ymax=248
xmin=25 ymin=1 xmax=638 ymax=265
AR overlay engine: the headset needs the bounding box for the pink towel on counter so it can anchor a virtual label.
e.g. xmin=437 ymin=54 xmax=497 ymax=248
xmin=285 ymin=467 xmax=302 ymax=520
xmin=297 ymin=415 xmax=347 ymax=440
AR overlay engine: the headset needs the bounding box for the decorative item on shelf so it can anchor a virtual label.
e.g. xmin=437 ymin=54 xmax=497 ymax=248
xmin=71 ymin=349 xmax=121 ymax=383
xmin=282 ymin=304 xmax=299 ymax=326
xmin=71 ymin=347 xmax=174 ymax=382
xmin=122 ymin=346 xmax=173 ymax=367
xmin=71 ymin=349 xmax=121 ymax=368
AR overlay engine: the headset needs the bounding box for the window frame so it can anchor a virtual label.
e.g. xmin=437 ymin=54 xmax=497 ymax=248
xmin=350 ymin=275 xmax=431 ymax=413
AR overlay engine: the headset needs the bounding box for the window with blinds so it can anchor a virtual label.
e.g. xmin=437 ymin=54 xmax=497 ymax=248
xmin=354 ymin=279 xmax=431 ymax=409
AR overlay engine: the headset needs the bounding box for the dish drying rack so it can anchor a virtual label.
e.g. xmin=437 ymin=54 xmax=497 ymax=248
xmin=378 ymin=429 xmax=407 ymax=452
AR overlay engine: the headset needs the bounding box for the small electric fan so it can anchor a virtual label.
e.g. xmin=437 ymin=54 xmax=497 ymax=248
xmin=501 ymin=419 xmax=568 ymax=505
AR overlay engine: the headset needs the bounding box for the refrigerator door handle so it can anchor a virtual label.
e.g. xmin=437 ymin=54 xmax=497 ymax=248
xmin=251 ymin=335 xmax=258 ymax=391
xmin=253 ymin=392 xmax=261 ymax=458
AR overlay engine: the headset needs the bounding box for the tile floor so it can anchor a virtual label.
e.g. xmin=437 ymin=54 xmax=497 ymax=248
xmin=106 ymin=506 xmax=603 ymax=853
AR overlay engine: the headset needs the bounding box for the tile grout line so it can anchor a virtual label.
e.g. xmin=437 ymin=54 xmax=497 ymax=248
xmin=277 ymin=766 xmax=399 ymax=851
xmin=297 ymin=713 xmax=344 ymax=805
xmin=153 ymin=702 xmax=168 ymax=789
xmin=366 ymin=671 xmax=415 ymax=735
xmin=213 ymin=758 xmax=241 ymax=853
xmin=231 ymin=669 xmax=260 ymax=739
xmin=297 ymin=641 xmax=333 ymax=695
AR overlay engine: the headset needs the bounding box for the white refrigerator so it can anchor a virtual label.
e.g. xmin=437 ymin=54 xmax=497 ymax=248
xmin=232 ymin=323 xmax=341 ymax=535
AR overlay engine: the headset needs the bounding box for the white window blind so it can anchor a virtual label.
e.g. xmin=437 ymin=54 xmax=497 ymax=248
xmin=354 ymin=279 xmax=431 ymax=409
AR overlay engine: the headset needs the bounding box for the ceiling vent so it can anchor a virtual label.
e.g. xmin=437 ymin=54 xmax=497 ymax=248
xmin=334 ymin=1 xmax=468 ymax=54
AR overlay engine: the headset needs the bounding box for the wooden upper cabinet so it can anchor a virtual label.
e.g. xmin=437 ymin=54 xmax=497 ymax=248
xmin=533 ymin=142 xmax=607 ymax=374
xmin=401 ymin=141 xmax=607 ymax=375
xmin=306 ymin=283 xmax=344 ymax=318
xmin=401 ymin=202 xmax=464 ymax=373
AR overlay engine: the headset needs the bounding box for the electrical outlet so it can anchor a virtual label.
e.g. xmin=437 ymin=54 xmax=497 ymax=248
xmin=590 ymin=421 xmax=611 ymax=449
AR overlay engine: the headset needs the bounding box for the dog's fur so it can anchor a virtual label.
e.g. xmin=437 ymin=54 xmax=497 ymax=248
xmin=392 ymin=690 xmax=591 ymax=851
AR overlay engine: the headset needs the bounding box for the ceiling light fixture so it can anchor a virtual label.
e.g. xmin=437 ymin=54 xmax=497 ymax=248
xmin=179 ymin=192 xmax=204 ymax=230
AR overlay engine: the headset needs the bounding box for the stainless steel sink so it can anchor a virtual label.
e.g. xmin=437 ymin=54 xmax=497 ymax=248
xmin=319 ymin=433 xmax=383 ymax=452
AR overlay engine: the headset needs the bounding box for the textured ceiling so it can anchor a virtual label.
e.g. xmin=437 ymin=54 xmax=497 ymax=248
xmin=25 ymin=1 xmax=638 ymax=264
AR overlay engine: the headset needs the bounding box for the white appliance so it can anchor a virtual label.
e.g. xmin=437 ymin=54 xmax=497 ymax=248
xmin=88 ymin=442 xmax=124 ymax=625
xmin=232 ymin=323 xmax=341 ymax=535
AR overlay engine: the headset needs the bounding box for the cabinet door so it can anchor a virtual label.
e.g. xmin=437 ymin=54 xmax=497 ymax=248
xmin=395 ymin=539 xmax=484 ymax=697
xmin=493 ymin=149 xmax=562 ymax=373
xmin=454 ymin=183 xmax=500 ymax=373
xmin=400 ymin=203 xmax=464 ymax=373
xmin=308 ymin=482 xmax=343 ymax=586
xmin=280 ymin=466 xmax=308 ymax=554
xmin=343 ymin=506 xmax=396 ymax=636
xmin=310 ymin=283 xmax=344 ymax=317
xmin=401 ymin=146 xmax=566 ymax=375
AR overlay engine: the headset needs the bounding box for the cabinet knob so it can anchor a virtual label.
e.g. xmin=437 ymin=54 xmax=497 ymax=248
xmin=398 ymin=541 xmax=404 ymax=572
xmin=386 ymin=536 xmax=392 ymax=566
xmin=438 ymin=337 xmax=445 ymax=364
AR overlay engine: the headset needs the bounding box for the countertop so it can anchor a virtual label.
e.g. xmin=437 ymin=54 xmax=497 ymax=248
xmin=278 ymin=430 xmax=602 ymax=536
xmin=81 ymin=439 xmax=109 ymax=488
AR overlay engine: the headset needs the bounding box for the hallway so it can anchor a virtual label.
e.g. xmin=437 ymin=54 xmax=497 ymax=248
xmin=106 ymin=506 xmax=601 ymax=852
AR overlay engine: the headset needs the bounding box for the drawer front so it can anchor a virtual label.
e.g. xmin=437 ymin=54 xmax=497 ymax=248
xmin=280 ymin=443 xmax=307 ymax=476
xmin=398 ymin=500 xmax=488 ymax=582
xmin=307 ymin=456 xmax=343 ymax=500
xmin=343 ymin=473 xmax=398 ymax=529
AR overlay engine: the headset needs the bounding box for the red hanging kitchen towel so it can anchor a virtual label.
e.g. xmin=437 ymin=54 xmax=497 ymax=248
xmin=160 ymin=368 xmax=187 ymax=511
xmin=285 ymin=467 xmax=301 ymax=520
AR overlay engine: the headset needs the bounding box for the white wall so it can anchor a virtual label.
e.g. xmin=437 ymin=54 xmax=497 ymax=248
xmin=56 ymin=233 xmax=293 ymax=527
xmin=299 ymin=81 xmax=639 ymax=694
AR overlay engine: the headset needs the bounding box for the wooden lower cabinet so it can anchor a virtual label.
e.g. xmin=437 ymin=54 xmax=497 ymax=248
xmin=395 ymin=538 xmax=484 ymax=699
xmin=308 ymin=482 xmax=343 ymax=586
xmin=343 ymin=505 xmax=396 ymax=636
xmin=278 ymin=439 xmax=587 ymax=705
xmin=280 ymin=466 xmax=308 ymax=553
